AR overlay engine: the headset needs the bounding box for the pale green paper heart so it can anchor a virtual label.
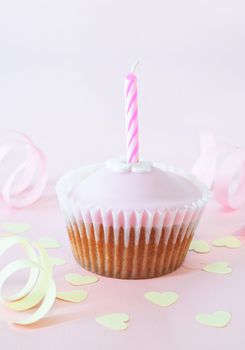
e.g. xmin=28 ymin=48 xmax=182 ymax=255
xmin=65 ymin=273 xmax=99 ymax=286
xmin=195 ymin=311 xmax=231 ymax=328
xmin=51 ymin=257 xmax=66 ymax=266
xmin=212 ymin=236 xmax=241 ymax=249
xmin=1 ymin=223 xmax=31 ymax=234
xmin=37 ymin=237 xmax=61 ymax=249
xmin=202 ymin=262 xmax=232 ymax=274
xmin=95 ymin=313 xmax=129 ymax=331
xmin=56 ymin=290 xmax=88 ymax=303
xmin=144 ymin=291 xmax=179 ymax=307
xmin=189 ymin=240 xmax=210 ymax=253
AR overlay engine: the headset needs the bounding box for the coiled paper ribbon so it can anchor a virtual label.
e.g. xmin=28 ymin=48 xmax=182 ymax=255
xmin=192 ymin=131 xmax=245 ymax=210
xmin=0 ymin=235 xmax=56 ymax=325
xmin=0 ymin=131 xmax=47 ymax=208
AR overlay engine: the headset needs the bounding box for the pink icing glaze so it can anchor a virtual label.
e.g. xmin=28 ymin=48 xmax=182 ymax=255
xmin=69 ymin=166 xmax=202 ymax=211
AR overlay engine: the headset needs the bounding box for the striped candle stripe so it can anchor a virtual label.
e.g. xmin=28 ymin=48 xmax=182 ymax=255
xmin=124 ymin=68 xmax=139 ymax=163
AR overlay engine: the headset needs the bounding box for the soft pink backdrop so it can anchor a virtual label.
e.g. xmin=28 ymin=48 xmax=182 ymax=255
xmin=0 ymin=1 xmax=245 ymax=349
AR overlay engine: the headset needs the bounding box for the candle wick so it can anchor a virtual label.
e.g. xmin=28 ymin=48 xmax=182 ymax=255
xmin=131 ymin=60 xmax=139 ymax=73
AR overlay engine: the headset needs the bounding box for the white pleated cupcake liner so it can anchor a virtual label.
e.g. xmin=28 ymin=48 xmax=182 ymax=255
xmin=64 ymin=209 xmax=199 ymax=278
xmin=56 ymin=162 xmax=210 ymax=247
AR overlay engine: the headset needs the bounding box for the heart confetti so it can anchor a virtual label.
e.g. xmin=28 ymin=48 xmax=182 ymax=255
xmin=95 ymin=313 xmax=130 ymax=331
xmin=202 ymin=262 xmax=232 ymax=274
xmin=212 ymin=236 xmax=242 ymax=249
xmin=195 ymin=311 xmax=231 ymax=328
xmin=37 ymin=236 xmax=61 ymax=249
xmin=51 ymin=257 xmax=66 ymax=266
xmin=1 ymin=222 xmax=31 ymax=234
xmin=65 ymin=273 xmax=99 ymax=286
xmin=189 ymin=240 xmax=210 ymax=253
xmin=56 ymin=290 xmax=88 ymax=303
xmin=144 ymin=292 xmax=179 ymax=307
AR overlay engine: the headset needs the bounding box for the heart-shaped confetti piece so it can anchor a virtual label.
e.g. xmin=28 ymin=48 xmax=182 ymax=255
xmin=1 ymin=223 xmax=31 ymax=234
xmin=195 ymin=311 xmax=231 ymax=328
xmin=95 ymin=313 xmax=129 ymax=331
xmin=56 ymin=290 xmax=88 ymax=303
xmin=37 ymin=237 xmax=61 ymax=249
xmin=202 ymin=262 xmax=232 ymax=274
xmin=144 ymin=292 xmax=179 ymax=307
xmin=212 ymin=236 xmax=241 ymax=249
xmin=65 ymin=273 xmax=99 ymax=286
xmin=51 ymin=257 xmax=66 ymax=266
xmin=189 ymin=240 xmax=210 ymax=253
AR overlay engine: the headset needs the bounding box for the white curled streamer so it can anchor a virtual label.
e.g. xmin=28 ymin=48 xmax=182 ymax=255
xmin=0 ymin=236 xmax=56 ymax=325
xmin=0 ymin=236 xmax=39 ymax=301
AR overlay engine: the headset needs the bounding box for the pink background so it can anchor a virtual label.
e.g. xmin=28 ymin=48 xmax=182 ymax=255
xmin=0 ymin=0 xmax=245 ymax=349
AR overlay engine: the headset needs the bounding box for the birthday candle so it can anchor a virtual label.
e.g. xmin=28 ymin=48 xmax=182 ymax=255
xmin=125 ymin=63 xmax=139 ymax=163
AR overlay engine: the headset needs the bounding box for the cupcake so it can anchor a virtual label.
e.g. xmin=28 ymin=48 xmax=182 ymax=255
xmin=56 ymin=64 xmax=210 ymax=279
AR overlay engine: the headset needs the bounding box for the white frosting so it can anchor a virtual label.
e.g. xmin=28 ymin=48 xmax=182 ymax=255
xmin=106 ymin=158 xmax=152 ymax=174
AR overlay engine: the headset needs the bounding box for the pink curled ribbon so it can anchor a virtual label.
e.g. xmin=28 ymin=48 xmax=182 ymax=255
xmin=0 ymin=131 xmax=47 ymax=208
xmin=191 ymin=131 xmax=245 ymax=210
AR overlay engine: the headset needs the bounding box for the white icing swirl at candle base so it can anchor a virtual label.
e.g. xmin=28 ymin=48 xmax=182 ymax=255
xmin=106 ymin=158 xmax=152 ymax=173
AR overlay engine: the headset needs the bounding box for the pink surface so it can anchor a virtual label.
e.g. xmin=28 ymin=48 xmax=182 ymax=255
xmin=0 ymin=198 xmax=245 ymax=350
xmin=0 ymin=0 xmax=245 ymax=348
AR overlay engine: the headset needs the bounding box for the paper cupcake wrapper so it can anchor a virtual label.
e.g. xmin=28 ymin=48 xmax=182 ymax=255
xmin=56 ymin=162 xmax=210 ymax=278
xmin=65 ymin=219 xmax=197 ymax=279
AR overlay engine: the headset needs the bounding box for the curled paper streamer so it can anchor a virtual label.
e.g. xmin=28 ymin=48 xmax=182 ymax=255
xmin=0 ymin=130 xmax=47 ymax=208
xmin=0 ymin=235 xmax=56 ymax=325
xmin=0 ymin=235 xmax=39 ymax=301
xmin=192 ymin=132 xmax=245 ymax=209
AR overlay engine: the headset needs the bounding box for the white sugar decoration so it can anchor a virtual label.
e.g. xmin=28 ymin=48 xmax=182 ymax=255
xmin=106 ymin=158 xmax=153 ymax=174
xmin=111 ymin=162 xmax=131 ymax=173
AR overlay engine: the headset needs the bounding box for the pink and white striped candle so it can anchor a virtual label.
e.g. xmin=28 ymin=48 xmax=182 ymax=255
xmin=124 ymin=63 xmax=139 ymax=163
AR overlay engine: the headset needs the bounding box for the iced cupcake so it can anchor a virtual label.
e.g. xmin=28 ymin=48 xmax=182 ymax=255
xmin=56 ymin=64 xmax=210 ymax=279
